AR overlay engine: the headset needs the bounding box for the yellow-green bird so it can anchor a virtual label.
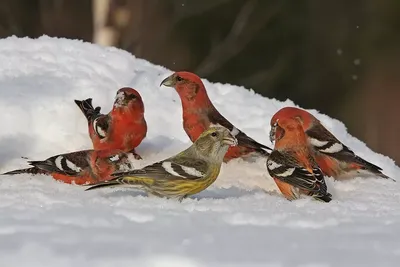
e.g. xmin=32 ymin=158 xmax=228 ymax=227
xmin=85 ymin=125 xmax=237 ymax=201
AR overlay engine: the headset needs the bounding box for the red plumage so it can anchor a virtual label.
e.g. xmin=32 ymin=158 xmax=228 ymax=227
xmin=2 ymin=149 xmax=135 ymax=185
xmin=160 ymin=71 xmax=271 ymax=162
xmin=75 ymin=87 xmax=147 ymax=159
xmin=270 ymin=107 xmax=392 ymax=181
xmin=267 ymin=117 xmax=332 ymax=202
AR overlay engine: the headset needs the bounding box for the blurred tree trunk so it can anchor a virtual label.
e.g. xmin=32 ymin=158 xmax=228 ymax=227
xmin=92 ymin=0 xmax=116 ymax=46
xmin=343 ymin=0 xmax=400 ymax=163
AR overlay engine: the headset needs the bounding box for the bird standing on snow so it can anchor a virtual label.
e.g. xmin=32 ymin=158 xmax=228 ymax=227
xmin=270 ymin=107 xmax=392 ymax=181
xmin=267 ymin=117 xmax=332 ymax=202
xmin=2 ymin=149 xmax=135 ymax=185
xmin=160 ymin=71 xmax=271 ymax=162
xmin=86 ymin=126 xmax=238 ymax=201
xmin=75 ymin=87 xmax=147 ymax=159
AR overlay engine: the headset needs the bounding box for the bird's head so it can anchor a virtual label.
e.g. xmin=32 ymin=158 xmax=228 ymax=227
xmin=193 ymin=125 xmax=237 ymax=162
xmin=270 ymin=107 xmax=315 ymax=143
xmin=160 ymin=71 xmax=209 ymax=104
xmin=269 ymin=117 xmax=307 ymax=149
xmin=113 ymin=87 xmax=144 ymax=112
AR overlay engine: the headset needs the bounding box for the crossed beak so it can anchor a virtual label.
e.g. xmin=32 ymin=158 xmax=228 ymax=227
xmin=160 ymin=75 xmax=175 ymax=87
xmin=223 ymin=134 xmax=238 ymax=147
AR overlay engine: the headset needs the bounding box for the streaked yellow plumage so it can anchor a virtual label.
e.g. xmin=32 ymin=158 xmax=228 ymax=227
xmin=86 ymin=125 xmax=237 ymax=201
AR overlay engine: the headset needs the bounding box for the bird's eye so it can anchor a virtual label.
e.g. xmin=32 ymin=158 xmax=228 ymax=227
xmin=211 ymin=132 xmax=218 ymax=137
xmin=176 ymin=76 xmax=183 ymax=82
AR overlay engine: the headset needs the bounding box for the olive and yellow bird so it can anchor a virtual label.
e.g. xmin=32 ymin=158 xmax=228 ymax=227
xmin=85 ymin=125 xmax=238 ymax=201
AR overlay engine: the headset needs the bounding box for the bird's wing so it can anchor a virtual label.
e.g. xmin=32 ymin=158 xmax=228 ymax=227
xmin=306 ymin=124 xmax=385 ymax=173
xmin=208 ymin=109 xmax=271 ymax=152
xmin=92 ymin=114 xmax=111 ymax=139
xmin=85 ymin=157 xmax=209 ymax=190
xmin=267 ymin=150 xmax=326 ymax=194
xmin=113 ymin=157 xmax=208 ymax=181
xmin=29 ymin=150 xmax=90 ymax=176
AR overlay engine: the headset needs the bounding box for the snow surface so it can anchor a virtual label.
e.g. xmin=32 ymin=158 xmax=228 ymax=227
xmin=0 ymin=36 xmax=400 ymax=267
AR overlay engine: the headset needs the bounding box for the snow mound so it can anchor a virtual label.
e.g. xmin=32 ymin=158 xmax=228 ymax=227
xmin=0 ymin=36 xmax=399 ymax=266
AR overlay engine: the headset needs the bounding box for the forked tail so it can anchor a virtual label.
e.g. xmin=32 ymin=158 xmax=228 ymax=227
xmin=74 ymin=98 xmax=101 ymax=122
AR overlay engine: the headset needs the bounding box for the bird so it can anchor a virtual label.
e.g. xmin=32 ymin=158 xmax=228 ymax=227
xmin=85 ymin=125 xmax=238 ymax=201
xmin=270 ymin=106 xmax=392 ymax=181
xmin=2 ymin=149 xmax=135 ymax=185
xmin=74 ymin=87 xmax=147 ymax=159
xmin=160 ymin=71 xmax=271 ymax=162
xmin=267 ymin=117 xmax=332 ymax=202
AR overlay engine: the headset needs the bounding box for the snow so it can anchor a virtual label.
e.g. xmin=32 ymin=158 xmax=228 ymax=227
xmin=0 ymin=36 xmax=399 ymax=267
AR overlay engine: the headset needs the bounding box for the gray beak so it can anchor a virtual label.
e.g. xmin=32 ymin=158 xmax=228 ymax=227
xmin=223 ymin=134 xmax=238 ymax=147
xmin=160 ymin=75 xmax=175 ymax=87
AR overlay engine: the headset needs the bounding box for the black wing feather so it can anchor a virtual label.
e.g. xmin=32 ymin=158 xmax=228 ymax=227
xmin=267 ymin=150 xmax=330 ymax=199
xmin=208 ymin=108 xmax=271 ymax=154
xmin=306 ymin=124 xmax=388 ymax=178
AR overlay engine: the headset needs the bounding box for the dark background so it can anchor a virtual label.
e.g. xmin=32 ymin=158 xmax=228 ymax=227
xmin=1 ymin=0 xmax=399 ymax=163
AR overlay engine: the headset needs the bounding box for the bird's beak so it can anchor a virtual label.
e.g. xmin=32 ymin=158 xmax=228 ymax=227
xmin=160 ymin=74 xmax=175 ymax=87
xmin=223 ymin=134 xmax=238 ymax=147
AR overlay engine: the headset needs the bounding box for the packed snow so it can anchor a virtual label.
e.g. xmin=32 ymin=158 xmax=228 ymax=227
xmin=0 ymin=36 xmax=399 ymax=267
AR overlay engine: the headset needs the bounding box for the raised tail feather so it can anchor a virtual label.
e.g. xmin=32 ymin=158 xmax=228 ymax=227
xmin=74 ymin=98 xmax=101 ymax=122
xmin=2 ymin=167 xmax=48 ymax=176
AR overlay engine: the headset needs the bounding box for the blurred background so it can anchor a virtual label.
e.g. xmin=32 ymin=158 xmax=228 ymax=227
xmin=0 ymin=0 xmax=399 ymax=164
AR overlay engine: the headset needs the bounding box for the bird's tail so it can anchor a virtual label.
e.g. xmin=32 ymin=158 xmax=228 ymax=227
xmin=2 ymin=166 xmax=48 ymax=176
xmin=314 ymin=192 xmax=332 ymax=203
xmin=74 ymin=98 xmax=101 ymax=122
xmin=355 ymin=156 xmax=395 ymax=181
xmin=85 ymin=179 xmax=122 ymax=191
xmin=85 ymin=174 xmax=154 ymax=191
xmin=373 ymin=170 xmax=394 ymax=181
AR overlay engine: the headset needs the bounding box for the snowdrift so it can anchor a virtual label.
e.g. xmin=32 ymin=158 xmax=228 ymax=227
xmin=0 ymin=36 xmax=399 ymax=267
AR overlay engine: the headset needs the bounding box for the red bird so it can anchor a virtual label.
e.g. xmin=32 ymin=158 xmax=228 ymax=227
xmin=75 ymin=87 xmax=147 ymax=159
xmin=2 ymin=149 xmax=135 ymax=185
xmin=160 ymin=71 xmax=271 ymax=162
xmin=270 ymin=107 xmax=392 ymax=180
xmin=267 ymin=117 xmax=332 ymax=202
